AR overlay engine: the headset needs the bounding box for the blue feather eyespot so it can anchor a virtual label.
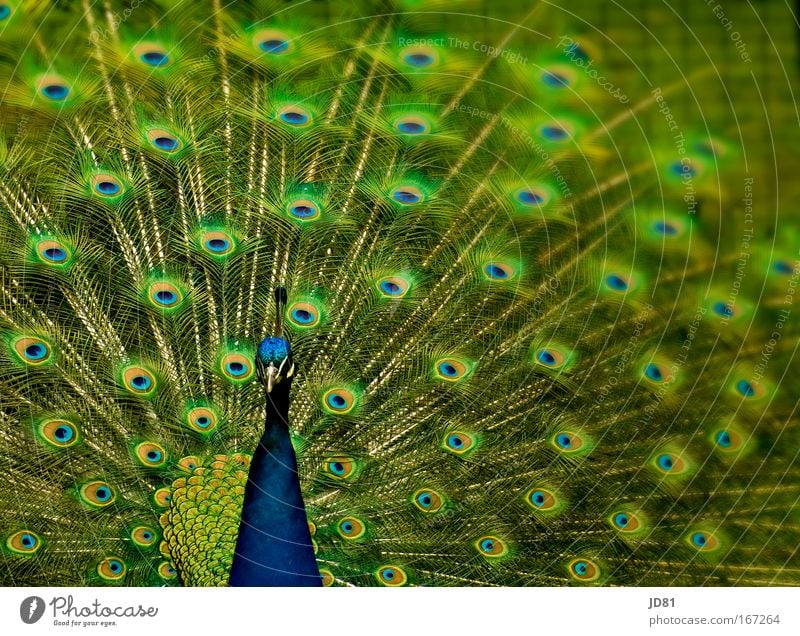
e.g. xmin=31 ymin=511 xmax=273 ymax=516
xmin=525 ymin=487 xmax=558 ymax=511
xmin=131 ymin=526 xmax=159 ymax=548
xmin=652 ymin=451 xmax=687 ymax=475
xmin=412 ymin=488 xmax=444 ymax=513
xmin=7 ymin=530 xmax=42 ymax=555
xmin=377 ymin=275 xmax=410 ymax=298
xmin=177 ymin=456 xmax=200 ymax=473
xmin=287 ymin=198 xmax=321 ymax=221
xmin=400 ymin=45 xmax=438 ymax=69
xmin=134 ymin=43 xmax=172 ymax=67
xmin=122 ymin=366 xmax=157 ymax=396
xmin=643 ymin=362 xmax=672 ymax=385
xmin=148 ymin=281 xmax=184 ymax=310
xmin=483 ymin=261 xmax=516 ymax=282
xmin=0 ymin=4 xmax=11 ymax=20
xmin=200 ymin=230 xmax=236 ymax=257
xmin=604 ymin=273 xmax=631 ymax=293
xmin=712 ymin=301 xmax=734 ymax=318
xmin=443 ymin=431 xmax=476 ymax=455
xmin=12 ymin=336 xmax=52 ymax=365
xmin=540 ymin=66 xmax=574 ymax=88
xmin=220 ymin=352 xmax=253 ymax=382
xmin=552 ymin=431 xmax=585 ymax=453
xmin=337 ymin=516 xmax=366 ymax=540
xmin=134 ymin=441 xmax=167 ymax=468
xmin=39 ymin=418 xmax=79 ymax=448
xmin=277 ymin=106 xmax=312 ymax=128
xmin=35 ymin=239 xmax=72 ymax=266
xmin=98 ymin=556 xmax=127 ymax=581
xmin=435 ymin=357 xmax=470 ymax=382
xmin=390 ymin=185 xmax=424 ymax=205
xmin=773 ymin=260 xmax=796 ymax=276
xmin=41 ymin=83 xmax=70 ymax=101
xmin=516 ymin=187 xmax=549 ymax=207
xmin=476 ymin=535 xmax=508 ymax=558
xmin=323 ymin=456 xmax=357 ymax=480
xmin=712 ymin=427 xmax=744 ymax=453
xmin=154 ymin=487 xmax=172 ymax=507
xmin=253 ymin=29 xmax=293 ymax=55
xmin=394 ymin=115 xmax=431 ymax=136
xmin=185 ymin=406 xmax=218 ymax=434
xmin=539 ymin=122 xmax=571 ymax=142
xmin=568 ymin=558 xmax=600 ymax=582
xmin=91 ymin=173 xmax=124 ymax=198
xmin=610 ymin=511 xmax=641 ymax=533
xmin=669 ymin=160 xmax=696 ymax=178
xmin=287 ymin=301 xmax=321 ymax=328
xmin=687 ymin=530 xmax=719 ymax=552
xmin=322 ymin=388 xmax=356 ymax=414
xmin=146 ymin=128 xmax=182 ymax=153
xmin=653 ymin=221 xmax=679 ymax=236
xmin=732 ymin=377 xmax=767 ymax=400
xmin=534 ymin=348 xmax=566 ymax=369
xmin=375 ymin=565 xmax=407 ymax=586
xmin=80 ymin=481 xmax=116 ymax=508
xmin=158 ymin=561 xmax=178 ymax=580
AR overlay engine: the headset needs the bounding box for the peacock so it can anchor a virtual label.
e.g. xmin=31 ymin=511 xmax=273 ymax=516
xmin=0 ymin=0 xmax=798 ymax=588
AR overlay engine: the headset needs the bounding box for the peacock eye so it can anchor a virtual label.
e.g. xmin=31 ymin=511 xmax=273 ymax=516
xmin=337 ymin=516 xmax=366 ymax=539
xmin=610 ymin=511 xmax=641 ymax=532
xmin=278 ymin=106 xmax=312 ymax=127
xmin=134 ymin=441 xmax=167 ymax=468
xmin=377 ymin=276 xmax=410 ymax=298
xmin=185 ymin=407 xmax=218 ymax=434
xmin=654 ymin=220 xmax=679 ymax=236
xmin=178 ymin=455 xmax=200 ymax=473
xmin=712 ymin=427 xmax=743 ymax=452
xmin=540 ymin=66 xmax=574 ymax=88
xmin=146 ymin=128 xmax=182 ymax=153
xmin=98 ymin=557 xmax=127 ymax=580
xmin=375 ymin=565 xmax=407 ymax=586
xmin=394 ymin=115 xmax=430 ymax=136
xmin=525 ymin=487 xmax=558 ymax=511
xmin=158 ymin=561 xmax=178 ymax=580
xmin=6 ymin=530 xmax=42 ymax=554
xmin=80 ymin=481 xmax=116 ymax=508
xmin=287 ymin=198 xmax=321 ymax=221
xmin=322 ymin=388 xmax=356 ymax=414
xmin=122 ymin=366 xmax=157 ymax=396
xmin=687 ymin=530 xmax=719 ymax=552
xmin=483 ymin=261 xmax=516 ymax=281
xmin=36 ymin=239 xmax=72 ymax=265
xmin=148 ymin=281 xmax=184 ymax=309
xmin=652 ymin=451 xmax=687 ymax=475
xmin=41 ymin=83 xmax=69 ymax=100
xmin=390 ymin=186 xmax=423 ymax=205
xmin=287 ymin=301 xmax=321 ymax=328
xmin=553 ymin=431 xmax=584 ymax=452
xmin=134 ymin=43 xmax=172 ymax=67
xmin=605 ymin=273 xmax=630 ymax=292
xmin=443 ymin=431 xmax=476 ymax=455
xmin=412 ymin=488 xmax=444 ymax=513
xmin=154 ymin=488 xmax=172 ymax=508
xmin=91 ymin=173 xmax=124 ymax=197
xmin=568 ymin=558 xmax=600 ymax=582
xmin=13 ymin=336 xmax=52 ymax=365
xmin=131 ymin=526 xmax=159 ymax=547
xmin=712 ymin=301 xmax=734 ymax=318
xmin=0 ymin=4 xmax=11 ymax=20
xmin=200 ymin=231 xmax=236 ymax=256
xmin=734 ymin=377 xmax=764 ymax=399
xmin=539 ymin=122 xmax=570 ymax=141
xmin=220 ymin=353 xmax=253 ymax=382
xmin=643 ymin=362 xmax=672 ymax=385
xmin=324 ymin=456 xmax=357 ymax=480
xmin=401 ymin=47 xmax=437 ymax=68
xmin=476 ymin=535 xmax=508 ymax=557
xmin=516 ymin=188 xmax=548 ymax=207
xmin=253 ymin=29 xmax=293 ymax=55
xmin=535 ymin=348 xmax=567 ymax=369
xmin=39 ymin=419 xmax=79 ymax=448
xmin=434 ymin=358 xmax=470 ymax=382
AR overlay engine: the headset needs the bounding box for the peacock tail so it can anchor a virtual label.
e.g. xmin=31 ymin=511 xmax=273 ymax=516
xmin=0 ymin=0 xmax=798 ymax=587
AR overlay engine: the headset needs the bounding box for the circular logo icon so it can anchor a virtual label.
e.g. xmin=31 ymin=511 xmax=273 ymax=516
xmin=20 ymin=596 xmax=46 ymax=624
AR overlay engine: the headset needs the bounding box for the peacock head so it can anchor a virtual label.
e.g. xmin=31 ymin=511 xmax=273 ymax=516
xmin=256 ymin=336 xmax=294 ymax=394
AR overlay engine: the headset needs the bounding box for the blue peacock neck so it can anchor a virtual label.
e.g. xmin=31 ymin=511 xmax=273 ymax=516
xmin=228 ymin=369 xmax=321 ymax=586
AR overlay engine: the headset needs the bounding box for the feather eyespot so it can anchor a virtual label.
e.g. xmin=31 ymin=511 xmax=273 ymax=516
xmin=643 ymin=362 xmax=672 ymax=385
xmin=158 ymin=561 xmax=178 ymax=580
xmin=154 ymin=488 xmax=172 ymax=507
xmin=122 ymin=366 xmax=157 ymax=396
xmin=541 ymin=66 xmax=574 ymax=88
xmin=337 ymin=516 xmax=366 ymax=540
xmin=483 ymin=261 xmax=516 ymax=281
xmin=220 ymin=353 xmax=253 ymax=383
xmin=443 ymin=431 xmax=476 ymax=455
xmin=323 ymin=456 xmax=357 ymax=480
xmin=97 ymin=557 xmax=127 ymax=581
xmin=39 ymin=418 xmax=79 ymax=448
xmin=394 ymin=115 xmax=430 ymax=136
xmin=773 ymin=260 xmax=796 ymax=276
xmin=476 ymin=535 xmax=508 ymax=558
xmin=516 ymin=187 xmax=549 ymax=207
xmin=375 ymin=565 xmax=407 ymax=586
xmin=539 ymin=122 xmax=571 ymax=142
xmin=610 ymin=511 xmax=642 ymax=533
xmin=177 ymin=456 xmax=200 ymax=473
xmin=654 ymin=220 xmax=680 ymax=236
xmin=287 ymin=198 xmax=321 ymax=221
xmin=0 ymin=4 xmax=11 ymax=20
xmin=320 ymin=569 xmax=335 ymax=586
xmin=80 ymin=481 xmax=116 ymax=508
xmin=287 ymin=301 xmax=321 ymax=328
xmin=525 ymin=488 xmax=558 ymax=511
xmin=200 ymin=230 xmax=236 ymax=256
xmin=435 ymin=358 xmax=469 ymax=382
xmin=6 ymin=530 xmax=42 ymax=554
xmin=148 ymin=281 xmax=184 ymax=310
xmin=568 ymin=558 xmax=600 ymax=582
xmin=412 ymin=488 xmax=444 ymax=513
xmin=91 ymin=173 xmax=124 ymax=198
xmin=653 ymin=452 xmax=686 ymax=475
xmin=35 ymin=239 xmax=72 ymax=265
xmin=131 ymin=526 xmax=159 ymax=547
xmin=134 ymin=441 xmax=167 ymax=468
xmin=553 ymin=431 xmax=584 ymax=453
xmin=146 ymin=128 xmax=182 ymax=153
xmin=401 ymin=46 xmax=438 ymax=68
xmin=322 ymin=388 xmax=356 ymax=414
xmin=390 ymin=185 xmax=424 ymax=205
xmin=134 ymin=44 xmax=171 ymax=67
xmin=12 ymin=336 xmax=52 ymax=365
xmin=605 ymin=273 xmax=631 ymax=292
xmin=38 ymin=75 xmax=70 ymax=101
xmin=186 ymin=407 xmax=218 ymax=434
xmin=277 ymin=106 xmax=312 ymax=127
xmin=734 ymin=378 xmax=764 ymax=400
xmin=712 ymin=428 xmax=743 ymax=452
xmin=254 ymin=30 xmax=293 ymax=55
xmin=535 ymin=348 xmax=566 ymax=369
xmin=377 ymin=276 xmax=410 ymax=298
xmin=688 ymin=530 xmax=719 ymax=552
